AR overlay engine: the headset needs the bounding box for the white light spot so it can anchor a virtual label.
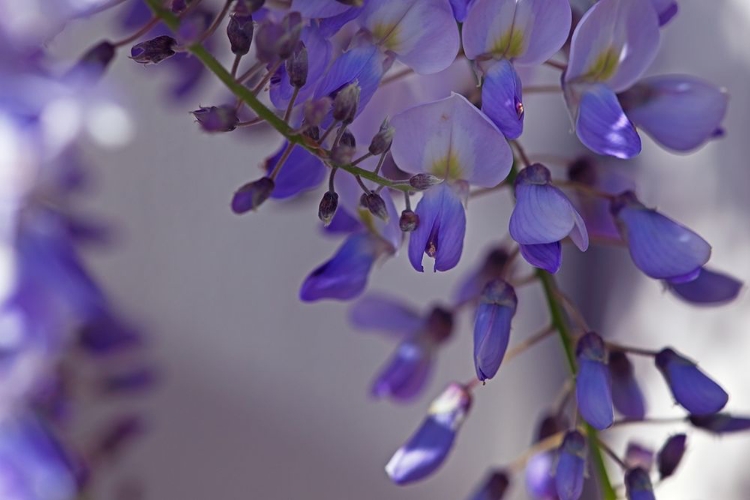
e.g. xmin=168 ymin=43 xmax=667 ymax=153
xmin=85 ymin=103 xmax=134 ymax=148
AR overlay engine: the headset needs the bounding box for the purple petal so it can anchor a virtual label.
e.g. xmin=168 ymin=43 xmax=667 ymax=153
xmin=319 ymin=6 xmax=367 ymax=38
xmin=361 ymin=0 xmax=460 ymax=74
xmin=625 ymin=443 xmax=654 ymax=472
xmin=556 ymin=431 xmax=586 ymax=500
xmin=576 ymin=359 xmax=614 ymax=430
xmin=572 ymin=84 xmax=641 ymax=159
xmin=371 ymin=341 xmax=433 ymax=401
xmin=469 ymin=470 xmax=510 ymax=500
xmin=625 ymin=468 xmax=656 ymax=500
xmin=290 ymin=0 xmax=352 ymax=18
xmin=620 ymin=75 xmax=728 ymax=152
xmin=408 ymin=183 xmax=466 ymax=273
xmin=481 ymin=59 xmax=524 ymax=139
xmin=348 ymin=294 xmax=424 ymax=336
xmin=390 ymin=93 xmax=513 ymax=187
xmin=650 ymin=0 xmax=678 ymax=26
xmin=668 ymin=267 xmax=742 ymax=306
xmin=299 ymin=233 xmax=382 ymax=302
xmin=613 ymin=195 xmax=711 ymax=280
xmin=462 ymin=0 xmax=571 ymax=65
xmin=323 ymin=207 xmax=363 ymax=234
xmin=519 ymin=243 xmax=562 ymax=274
xmin=689 ymin=413 xmax=750 ymax=434
xmin=657 ymin=434 xmax=686 ymax=479
xmin=655 ymin=348 xmax=728 ymax=416
xmin=609 ymin=351 xmax=646 ymax=420
xmin=566 ymin=0 xmax=660 ymax=92
xmin=449 ymin=0 xmax=475 ymax=22
xmin=473 ymin=280 xmax=517 ymax=381
xmin=525 ymin=452 xmax=558 ymax=500
xmin=265 ymin=143 xmax=326 ymax=199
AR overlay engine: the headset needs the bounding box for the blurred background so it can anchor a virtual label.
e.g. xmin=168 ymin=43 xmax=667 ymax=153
xmin=49 ymin=1 xmax=750 ymax=498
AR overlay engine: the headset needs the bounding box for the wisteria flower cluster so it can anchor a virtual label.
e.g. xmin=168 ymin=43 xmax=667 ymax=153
xmin=5 ymin=0 xmax=748 ymax=498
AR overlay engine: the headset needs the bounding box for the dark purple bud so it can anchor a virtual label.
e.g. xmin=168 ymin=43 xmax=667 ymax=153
xmin=576 ymin=332 xmax=614 ymax=430
xmin=474 ymin=280 xmax=517 ymax=381
xmin=278 ymin=12 xmax=303 ymax=60
xmin=332 ymin=82 xmax=360 ymax=125
xmin=655 ymin=348 xmax=728 ymax=415
xmin=286 ymin=42 xmax=308 ymax=88
xmin=192 ymin=105 xmax=239 ymax=132
xmin=360 ymin=192 xmax=390 ymax=222
xmin=303 ymin=98 xmax=331 ymax=128
xmin=535 ymin=413 xmax=567 ymax=442
xmin=556 ymin=431 xmax=586 ymax=500
xmin=369 ymin=119 xmax=395 ymax=155
xmin=385 ymin=383 xmax=472 ymax=484
xmin=609 ymin=350 xmax=646 ymax=420
xmin=624 ymin=468 xmax=655 ymax=500
xmin=255 ymin=21 xmax=284 ymax=63
xmin=625 ymin=442 xmax=654 ymax=471
xmin=231 ymin=177 xmax=275 ymax=214
xmin=318 ymin=191 xmax=339 ymax=226
xmin=689 ymin=413 xmax=750 ymax=434
xmin=409 ymin=173 xmax=443 ymax=190
xmin=330 ymin=140 xmax=355 ymax=165
xmin=303 ymin=126 xmax=320 ymax=142
xmin=71 ymin=41 xmax=116 ymax=80
xmin=227 ymin=13 xmax=254 ymax=55
xmin=469 ymin=470 xmax=510 ymax=500
xmin=399 ymin=209 xmax=419 ymax=232
xmin=656 ymin=434 xmax=686 ymax=479
xmin=567 ymin=156 xmax=598 ymax=186
xmin=424 ymin=306 xmax=453 ymax=344
xmin=130 ymin=35 xmax=177 ymax=65
xmin=339 ymin=129 xmax=356 ymax=148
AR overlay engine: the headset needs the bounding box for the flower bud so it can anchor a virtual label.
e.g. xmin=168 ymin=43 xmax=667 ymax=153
xmin=469 ymin=470 xmax=510 ymax=500
xmin=303 ymin=98 xmax=331 ymax=128
xmin=625 ymin=442 xmax=654 ymax=472
xmin=473 ymin=280 xmax=517 ymax=381
xmin=624 ymin=467 xmax=655 ymax=500
xmin=332 ymin=82 xmax=360 ymax=125
xmin=655 ymin=347 xmax=728 ymax=415
xmin=555 ymin=431 xmax=586 ymax=500
xmin=369 ymin=119 xmax=395 ymax=155
xmin=286 ymin=42 xmax=308 ymax=88
xmin=385 ymin=383 xmax=472 ymax=485
xmin=424 ymin=306 xmax=453 ymax=344
xmin=339 ymin=129 xmax=356 ymax=149
xmin=609 ymin=350 xmax=646 ymax=419
xmin=192 ymin=105 xmax=239 ymax=133
xmin=567 ymin=156 xmax=597 ymax=186
xmin=656 ymin=434 xmax=686 ymax=479
xmin=688 ymin=413 xmax=750 ymax=434
xmin=360 ymin=192 xmax=389 ymax=222
xmin=70 ymin=41 xmax=116 ymax=81
xmin=335 ymin=0 xmax=364 ymax=5
xmin=303 ymin=125 xmax=320 ymax=142
xmin=278 ymin=12 xmax=303 ymax=60
xmin=318 ymin=191 xmax=339 ymax=226
xmin=330 ymin=139 xmax=355 ymax=165
xmin=409 ymin=173 xmax=442 ymax=190
xmin=231 ymin=177 xmax=275 ymax=214
xmin=130 ymin=35 xmax=177 ymax=65
xmin=227 ymin=13 xmax=254 ymax=55
xmin=576 ymin=332 xmax=614 ymax=430
xmin=399 ymin=209 xmax=419 ymax=232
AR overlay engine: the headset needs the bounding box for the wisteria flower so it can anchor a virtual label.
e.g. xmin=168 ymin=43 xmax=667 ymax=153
xmin=556 ymin=430 xmax=586 ymax=500
xmin=667 ymin=267 xmax=742 ymax=306
xmin=575 ymin=332 xmax=613 ymax=430
xmin=473 ymin=280 xmax=517 ymax=382
xmin=655 ymin=348 xmax=728 ymax=415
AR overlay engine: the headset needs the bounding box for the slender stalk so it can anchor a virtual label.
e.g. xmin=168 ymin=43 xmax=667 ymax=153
xmin=504 ymin=325 xmax=556 ymax=363
xmin=351 ymin=152 xmax=373 ymax=166
xmin=605 ymin=342 xmax=658 ymax=357
xmin=284 ymin=87 xmax=301 ymax=123
xmin=112 ymin=16 xmax=160 ymax=47
xmin=230 ymin=54 xmax=242 ymax=78
xmin=373 ymin=153 xmax=387 ymax=175
xmin=269 ymin=142 xmax=296 ymax=180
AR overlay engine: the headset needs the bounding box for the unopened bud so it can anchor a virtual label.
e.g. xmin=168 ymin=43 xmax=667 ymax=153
xmin=567 ymin=156 xmax=597 ymax=186
xmin=369 ymin=119 xmax=395 ymax=155
xmin=425 ymin=306 xmax=453 ymax=344
xmin=192 ymin=105 xmax=239 ymax=132
xmin=70 ymin=41 xmax=116 ymax=81
xmin=287 ymin=42 xmax=308 ymax=88
xmin=339 ymin=129 xmax=356 ymax=148
xmin=231 ymin=177 xmax=275 ymax=214
xmin=303 ymin=98 xmax=331 ymax=128
xmin=330 ymin=142 xmax=355 ymax=165
xmin=409 ymin=173 xmax=442 ymax=190
xmin=333 ymin=82 xmax=360 ymax=125
xmin=303 ymin=126 xmax=321 ymax=142
xmin=399 ymin=209 xmax=419 ymax=232
xmin=657 ymin=434 xmax=686 ymax=479
xmin=227 ymin=13 xmax=254 ymax=55
xmin=130 ymin=36 xmax=177 ymax=65
xmin=278 ymin=12 xmax=303 ymax=60
xmin=318 ymin=191 xmax=339 ymax=226
xmin=360 ymin=192 xmax=389 ymax=222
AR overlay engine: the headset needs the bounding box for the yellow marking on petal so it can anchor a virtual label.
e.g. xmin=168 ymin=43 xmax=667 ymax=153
xmin=358 ymin=208 xmax=378 ymax=234
xmin=492 ymin=28 xmax=525 ymax=59
xmin=372 ymin=23 xmax=401 ymax=51
xmin=431 ymin=153 xmax=462 ymax=180
xmin=586 ymin=47 xmax=620 ymax=82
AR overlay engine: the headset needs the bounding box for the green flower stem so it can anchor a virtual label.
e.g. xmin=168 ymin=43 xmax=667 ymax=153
xmin=144 ymin=0 xmax=410 ymax=192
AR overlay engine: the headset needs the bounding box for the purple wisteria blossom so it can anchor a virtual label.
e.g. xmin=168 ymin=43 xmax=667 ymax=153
xmin=608 ymin=351 xmax=646 ymax=420
xmin=473 ymin=280 xmax=517 ymax=381
xmin=657 ymin=434 xmax=686 ymax=479
xmin=509 ymin=164 xmax=589 ymax=273
xmin=555 ymin=431 xmax=586 ymax=500
xmin=668 ymin=267 xmax=743 ymax=306
xmin=624 ymin=468 xmax=656 ymax=500
xmin=655 ymin=348 xmax=728 ymax=415
xmin=391 ymin=93 xmax=512 ymax=272
xmin=575 ymin=332 xmax=613 ymax=430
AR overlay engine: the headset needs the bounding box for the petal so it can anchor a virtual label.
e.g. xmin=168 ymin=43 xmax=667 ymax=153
xmin=615 ymin=203 xmax=711 ymax=280
xmin=650 ymin=0 xmax=678 ymax=26
xmin=481 ymin=59 xmax=524 ymax=140
xmin=656 ymin=348 xmax=728 ymax=415
xmin=349 ymin=294 xmax=424 ymax=336
xmin=625 ymin=468 xmax=656 ymax=500
xmin=390 ymin=93 xmax=513 ymax=187
xmin=668 ymin=267 xmax=742 ymax=306
xmin=449 ymin=0 xmax=474 ymax=22
xmin=290 ymin=0 xmax=352 ymax=18
xmin=371 ymin=341 xmax=433 ymax=401
xmin=519 ymin=243 xmax=562 ymax=274
xmin=361 ymin=0 xmax=460 ymax=74
xmin=566 ymin=0 xmax=660 ymax=92
xmin=266 ymin=143 xmax=326 ymax=199
xmin=609 ymin=351 xmax=646 ymax=420
xmin=462 ymin=0 xmax=571 ymax=65
xmin=576 ymin=358 xmax=614 ymax=430
xmin=689 ymin=413 xmax=750 ymax=434
xmin=473 ymin=281 xmax=517 ymax=381
xmin=510 ymin=184 xmax=581 ymax=245
xmin=525 ymin=452 xmax=558 ymax=500
xmin=299 ymin=233 xmax=381 ymax=302
xmin=323 ymin=207 xmax=363 ymax=234
xmin=408 ymin=183 xmax=467 ymax=272
xmin=575 ymin=84 xmax=641 ymax=159
xmin=620 ymin=75 xmax=728 ymax=152
xmin=556 ymin=432 xmax=586 ymax=500
xmin=385 ymin=416 xmax=456 ymax=485
xmin=468 ymin=470 xmax=510 ymax=500
xmin=656 ymin=434 xmax=686 ymax=479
